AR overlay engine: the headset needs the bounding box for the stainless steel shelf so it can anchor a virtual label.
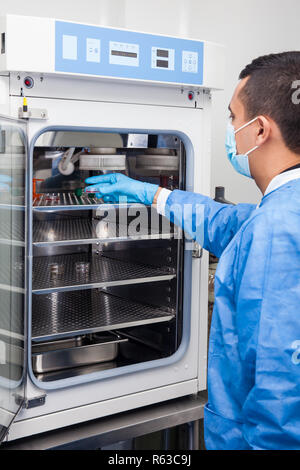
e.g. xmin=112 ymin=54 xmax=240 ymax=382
xmin=32 ymin=253 xmax=176 ymax=294
xmin=0 ymin=198 xmax=25 ymax=209
xmin=32 ymin=290 xmax=175 ymax=341
xmin=33 ymin=193 xmax=146 ymax=212
xmin=33 ymin=218 xmax=176 ymax=246
xmin=0 ymin=239 xmax=25 ymax=247
xmin=33 ymin=192 xmax=99 ymax=208
xmin=33 ymin=219 xmax=94 ymax=246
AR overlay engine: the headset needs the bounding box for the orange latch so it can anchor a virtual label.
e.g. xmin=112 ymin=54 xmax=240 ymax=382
xmin=33 ymin=178 xmax=44 ymax=200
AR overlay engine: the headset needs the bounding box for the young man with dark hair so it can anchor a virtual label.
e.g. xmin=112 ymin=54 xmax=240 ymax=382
xmin=85 ymin=52 xmax=300 ymax=450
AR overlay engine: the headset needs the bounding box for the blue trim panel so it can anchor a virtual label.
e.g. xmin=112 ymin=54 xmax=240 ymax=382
xmin=55 ymin=21 xmax=204 ymax=86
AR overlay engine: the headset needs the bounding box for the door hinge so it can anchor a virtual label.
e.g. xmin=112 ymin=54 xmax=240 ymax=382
xmin=18 ymin=107 xmax=48 ymax=120
xmin=15 ymin=394 xmax=46 ymax=409
xmin=24 ymin=396 xmax=46 ymax=409
xmin=0 ymin=130 xmax=5 ymax=153
xmin=192 ymin=241 xmax=203 ymax=259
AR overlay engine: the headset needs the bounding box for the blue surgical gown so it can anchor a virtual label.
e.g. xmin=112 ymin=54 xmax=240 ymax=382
xmin=165 ymin=179 xmax=300 ymax=450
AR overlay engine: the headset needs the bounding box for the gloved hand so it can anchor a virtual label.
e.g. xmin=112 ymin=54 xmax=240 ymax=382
xmin=85 ymin=173 xmax=159 ymax=204
xmin=0 ymin=175 xmax=11 ymax=192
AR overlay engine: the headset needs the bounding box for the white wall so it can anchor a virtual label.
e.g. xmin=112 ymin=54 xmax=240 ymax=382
xmin=1 ymin=0 xmax=299 ymax=203
xmin=123 ymin=0 xmax=300 ymax=204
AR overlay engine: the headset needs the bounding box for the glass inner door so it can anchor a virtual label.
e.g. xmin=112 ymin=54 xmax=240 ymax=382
xmin=0 ymin=116 xmax=27 ymax=442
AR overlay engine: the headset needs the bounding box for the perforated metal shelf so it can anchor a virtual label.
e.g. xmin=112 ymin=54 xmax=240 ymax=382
xmin=33 ymin=219 xmax=94 ymax=245
xmin=32 ymin=290 xmax=174 ymax=341
xmin=33 ymin=218 xmax=176 ymax=246
xmin=33 ymin=193 xmax=145 ymax=212
xmin=32 ymin=253 xmax=176 ymax=294
xmin=33 ymin=192 xmax=99 ymax=207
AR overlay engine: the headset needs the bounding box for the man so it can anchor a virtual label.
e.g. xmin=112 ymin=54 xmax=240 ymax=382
xmin=85 ymin=52 xmax=300 ymax=450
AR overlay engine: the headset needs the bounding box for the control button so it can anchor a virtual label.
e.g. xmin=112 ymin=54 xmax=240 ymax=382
xmin=24 ymin=76 xmax=34 ymax=89
xmin=182 ymin=51 xmax=198 ymax=73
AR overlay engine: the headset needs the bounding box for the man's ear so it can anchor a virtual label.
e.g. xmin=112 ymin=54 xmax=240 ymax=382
xmin=256 ymin=116 xmax=271 ymax=145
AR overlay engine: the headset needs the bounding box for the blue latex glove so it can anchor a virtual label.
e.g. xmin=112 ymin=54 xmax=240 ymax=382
xmin=0 ymin=175 xmax=11 ymax=192
xmin=85 ymin=173 xmax=159 ymax=204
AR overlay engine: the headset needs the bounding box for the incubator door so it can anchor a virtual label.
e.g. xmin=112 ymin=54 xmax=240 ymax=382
xmin=0 ymin=115 xmax=27 ymax=442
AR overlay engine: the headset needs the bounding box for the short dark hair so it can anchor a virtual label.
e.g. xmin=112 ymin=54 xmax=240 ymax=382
xmin=239 ymin=52 xmax=300 ymax=154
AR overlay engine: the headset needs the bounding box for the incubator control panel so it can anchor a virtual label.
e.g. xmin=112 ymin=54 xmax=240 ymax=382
xmin=55 ymin=21 xmax=204 ymax=85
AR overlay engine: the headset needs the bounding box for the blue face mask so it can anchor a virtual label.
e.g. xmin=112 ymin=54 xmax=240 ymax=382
xmin=226 ymin=117 xmax=259 ymax=178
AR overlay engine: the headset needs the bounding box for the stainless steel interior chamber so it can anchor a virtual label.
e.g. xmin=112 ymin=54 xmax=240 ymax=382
xmin=30 ymin=131 xmax=186 ymax=382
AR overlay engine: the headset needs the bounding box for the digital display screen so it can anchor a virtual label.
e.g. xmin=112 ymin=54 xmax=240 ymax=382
xmin=157 ymin=49 xmax=169 ymax=58
xmin=111 ymin=50 xmax=138 ymax=58
xmin=156 ymin=60 xmax=169 ymax=68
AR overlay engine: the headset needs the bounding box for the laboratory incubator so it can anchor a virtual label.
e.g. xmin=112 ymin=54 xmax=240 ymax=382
xmin=0 ymin=15 xmax=224 ymax=442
